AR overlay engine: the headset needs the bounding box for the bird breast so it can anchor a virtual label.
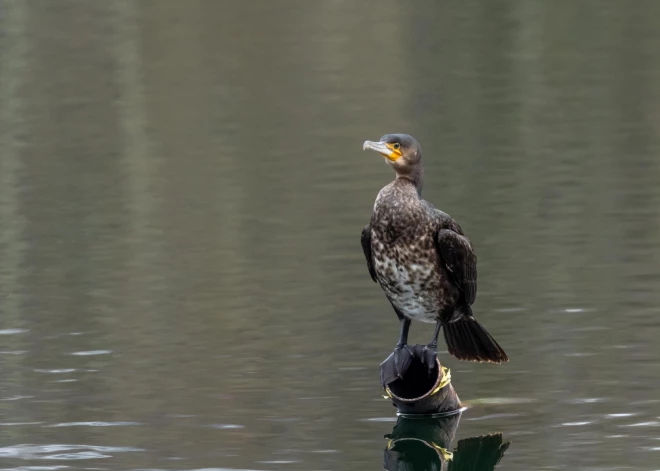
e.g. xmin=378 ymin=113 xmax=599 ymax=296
xmin=372 ymin=234 xmax=443 ymax=323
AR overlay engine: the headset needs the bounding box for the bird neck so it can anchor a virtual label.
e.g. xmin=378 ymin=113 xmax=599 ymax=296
xmin=395 ymin=166 xmax=424 ymax=197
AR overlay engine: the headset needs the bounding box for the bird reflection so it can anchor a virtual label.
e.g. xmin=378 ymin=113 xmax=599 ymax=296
xmin=384 ymin=412 xmax=510 ymax=471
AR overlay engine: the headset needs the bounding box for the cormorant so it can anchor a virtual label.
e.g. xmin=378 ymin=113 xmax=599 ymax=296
xmin=361 ymin=134 xmax=508 ymax=382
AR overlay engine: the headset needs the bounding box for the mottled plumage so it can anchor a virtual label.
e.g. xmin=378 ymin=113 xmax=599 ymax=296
xmin=361 ymin=134 xmax=507 ymax=383
xmin=367 ymin=179 xmax=464 ymax=324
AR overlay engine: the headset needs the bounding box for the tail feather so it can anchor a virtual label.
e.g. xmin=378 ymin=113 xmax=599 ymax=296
xmin=443 ymin=312 xmax=508 ymax=363
xmin=457 ymin=321 xmax=480 ymax=360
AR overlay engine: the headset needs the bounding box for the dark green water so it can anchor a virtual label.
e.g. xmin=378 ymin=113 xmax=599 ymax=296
xmin=2 ymin=1 xmax=660 ymax=470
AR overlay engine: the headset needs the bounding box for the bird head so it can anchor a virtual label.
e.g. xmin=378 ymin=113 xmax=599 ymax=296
xmin=362 ymin=133 xmax=423 ymax=184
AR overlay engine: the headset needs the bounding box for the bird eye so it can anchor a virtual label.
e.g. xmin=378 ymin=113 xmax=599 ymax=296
xmin=393 ymin=143 xmax=400 ymax=150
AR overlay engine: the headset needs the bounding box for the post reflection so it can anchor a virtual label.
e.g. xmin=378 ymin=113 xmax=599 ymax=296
xmin=384 ymin=413 xmax=510 ymax=471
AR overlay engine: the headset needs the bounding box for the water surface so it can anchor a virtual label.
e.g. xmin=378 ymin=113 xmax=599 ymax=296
xmin=1 ymin=1 xmax=660 ymax=470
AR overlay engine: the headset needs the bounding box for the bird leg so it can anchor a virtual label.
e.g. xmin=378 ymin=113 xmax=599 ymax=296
xmin=422 ymin=321 xmax=442 ymax=371
xmin=392 ymin=318 xmax=413 ymax=378
xmin=396 ymin=317 xmax=411 ymax=348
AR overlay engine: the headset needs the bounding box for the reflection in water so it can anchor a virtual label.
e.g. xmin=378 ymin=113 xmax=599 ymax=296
xmin=385 ymin=413 xmax=509 ymax=471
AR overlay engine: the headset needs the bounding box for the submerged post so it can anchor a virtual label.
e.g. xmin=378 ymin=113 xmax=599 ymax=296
xmin=381 ymin=345 xmax=462 ymax=416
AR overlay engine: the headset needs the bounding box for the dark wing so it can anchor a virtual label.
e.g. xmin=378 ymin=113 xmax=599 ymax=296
xmin=437 ymin=224 xmax=477 ymax=305
xmin=361 ymin=224 xmax=377 ymax=283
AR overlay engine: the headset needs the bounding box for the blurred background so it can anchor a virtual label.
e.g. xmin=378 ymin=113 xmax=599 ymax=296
xmin=1 ymin=0 xmax=660 ymax=470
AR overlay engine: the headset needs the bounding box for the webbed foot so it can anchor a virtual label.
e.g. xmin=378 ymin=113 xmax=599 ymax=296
xmin=380 ymin=345 xmax=414 ymax=387
xmin=421 ymin=345 xmax=438 ymax=371
xmin=393 ymin=345 xmax=414 ymax=377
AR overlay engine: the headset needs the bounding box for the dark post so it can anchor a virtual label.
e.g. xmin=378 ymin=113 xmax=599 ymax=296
xmin=381 ymin=345 xmax=462 ymax=416
xmin=381 ymin=346 xmax=511 ymax=471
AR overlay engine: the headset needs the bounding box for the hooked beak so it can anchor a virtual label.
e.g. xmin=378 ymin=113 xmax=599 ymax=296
xmin=363 ymin=140 xmax=400 ymax=162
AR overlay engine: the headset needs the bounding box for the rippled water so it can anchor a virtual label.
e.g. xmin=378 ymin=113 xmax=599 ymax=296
xmin=2 ymin=1 xmax=660 ymax=470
